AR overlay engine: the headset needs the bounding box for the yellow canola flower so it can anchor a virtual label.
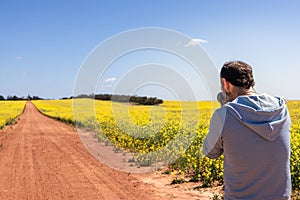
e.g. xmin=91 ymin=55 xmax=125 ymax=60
xmin=32 ymin=99 xmax=300 ymax=190
xmin=0 ymin=100 xmax=26 ymax=129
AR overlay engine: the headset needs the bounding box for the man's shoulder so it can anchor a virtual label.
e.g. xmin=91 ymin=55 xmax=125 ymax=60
xmin=213 ymin=106 xmax=227 ymax=119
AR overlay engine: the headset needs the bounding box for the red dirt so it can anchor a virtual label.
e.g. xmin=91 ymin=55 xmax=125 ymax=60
xmin=0 ymin=101 xmax=217 ymax=200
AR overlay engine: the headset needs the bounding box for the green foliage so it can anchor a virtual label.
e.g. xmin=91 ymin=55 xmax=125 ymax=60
xmin=171 ymin=178 xmax=186 ymax=184
xmin=212 ymin=193 xmax=224 ymax=200
xmin=162 ymin=170 xmax=171 ymax=175
xmin=291 ymin=190 xmax=300 ymax=200
xmin=5 ymin=118 xmax=14 ymax=126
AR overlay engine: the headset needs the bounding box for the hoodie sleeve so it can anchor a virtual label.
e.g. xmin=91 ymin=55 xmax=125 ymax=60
xmin=202 ymin=108 xmax=226 ymax=159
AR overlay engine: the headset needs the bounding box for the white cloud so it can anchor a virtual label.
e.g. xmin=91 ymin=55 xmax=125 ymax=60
xmin=98 ymin=84 xmax=113 ymax=89
xmin=104 ymin=77 xmax=117 ymax=83
xmin=185 ymin=38 xmax=208 ymax=47
xmin=16 ymin=56 xmax=24 ymax=60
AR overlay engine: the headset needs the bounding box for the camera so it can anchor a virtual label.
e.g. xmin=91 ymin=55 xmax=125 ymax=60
xmin=217 ymin=92 xmax=226 ymax=106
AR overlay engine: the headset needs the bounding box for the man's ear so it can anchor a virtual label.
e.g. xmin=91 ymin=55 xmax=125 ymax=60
xmin=221 ymin=78 xmax=231 ymax=93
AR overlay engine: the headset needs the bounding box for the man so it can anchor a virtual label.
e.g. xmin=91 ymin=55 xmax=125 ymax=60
xmin=203 ymin=61 xmax=291 ymax=200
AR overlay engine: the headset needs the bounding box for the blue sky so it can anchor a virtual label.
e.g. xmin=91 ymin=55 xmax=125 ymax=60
xmin=1 ymin=0 xmax=299 ymax=100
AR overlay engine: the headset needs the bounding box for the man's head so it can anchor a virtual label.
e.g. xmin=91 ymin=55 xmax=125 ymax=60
xmin=220 ymin=61 xmax=255 ymax=102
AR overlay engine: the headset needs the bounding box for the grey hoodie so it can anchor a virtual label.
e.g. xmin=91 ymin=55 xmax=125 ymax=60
xmin=203 ymin=94 xmax=291 ymax=200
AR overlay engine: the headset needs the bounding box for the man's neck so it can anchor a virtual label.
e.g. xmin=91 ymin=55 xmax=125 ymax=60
xmin=230 ymin=87 xmax=257 ymax=101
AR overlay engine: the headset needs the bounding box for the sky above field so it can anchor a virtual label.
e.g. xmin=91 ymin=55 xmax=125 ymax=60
xmin=1 ymin=0 xmax=300 ymax=100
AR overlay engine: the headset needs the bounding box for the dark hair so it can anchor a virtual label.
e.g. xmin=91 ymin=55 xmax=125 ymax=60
xmin=220 ymin=61 xmax=255 ymax=89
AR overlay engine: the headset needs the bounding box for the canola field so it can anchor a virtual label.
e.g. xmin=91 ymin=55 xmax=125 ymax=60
xmin=32 ymin=99 xmax=300 ymax=190
xmin=0 ymin=101 xmax=26 ymax=129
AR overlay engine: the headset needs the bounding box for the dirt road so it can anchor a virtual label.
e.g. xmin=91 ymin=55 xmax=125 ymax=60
xmin=0 ymin=102 xmax=165 ymax=200
xmin=0 ymin=101 xmax=218 ymax=200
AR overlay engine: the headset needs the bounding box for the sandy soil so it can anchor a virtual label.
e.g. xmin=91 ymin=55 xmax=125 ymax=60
xmin=0 ymin=101 xmax=219 ymax=200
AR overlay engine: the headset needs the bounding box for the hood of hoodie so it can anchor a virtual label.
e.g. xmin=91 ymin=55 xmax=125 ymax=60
xmin=225 ymin=94 xmax=290 ymax=142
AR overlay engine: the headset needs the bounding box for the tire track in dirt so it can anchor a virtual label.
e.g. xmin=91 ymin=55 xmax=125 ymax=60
xmin=0 ymin=101 xmax=164 ymax=200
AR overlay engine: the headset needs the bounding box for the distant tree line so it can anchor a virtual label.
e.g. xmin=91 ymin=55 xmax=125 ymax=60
xmin=0 ymin=95 xmax=43 ymax=101
xmin=0 ymin=93 xmax=163 ymax=105
xmin=63 ymin=94 xmax=163 ymax=105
